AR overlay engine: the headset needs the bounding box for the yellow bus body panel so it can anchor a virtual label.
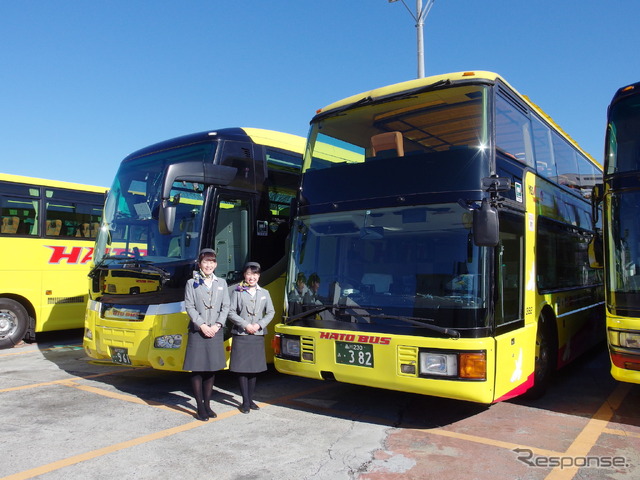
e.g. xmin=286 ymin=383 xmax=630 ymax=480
xmin=607 ymin=313 xmax=640 ymax=384
xmin=85 ymin=273 xmax=287 ymax=371
xmin=0 ymin=237 xmax=93 ymax=332
xmin=275 ymin=325 xmax=499 ymax=404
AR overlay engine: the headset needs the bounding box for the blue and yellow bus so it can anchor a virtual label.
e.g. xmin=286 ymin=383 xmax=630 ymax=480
xmin=592 ymin=82 xmax=640 ymax=383
xmin=83 ymin=128 xmax=304 ymax=370
xmin=273 ymin=71 xmax=604 ymax=403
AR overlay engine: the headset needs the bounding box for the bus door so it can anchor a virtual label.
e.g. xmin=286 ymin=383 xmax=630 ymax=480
xmin=211 ymin=195 xmax=252 ymax=285
xmin=493 ymin=212 xmax=533 ymax=401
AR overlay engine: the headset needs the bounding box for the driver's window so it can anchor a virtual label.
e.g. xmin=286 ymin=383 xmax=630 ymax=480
xmin=212 ymin=197 xmax=250 ymax=283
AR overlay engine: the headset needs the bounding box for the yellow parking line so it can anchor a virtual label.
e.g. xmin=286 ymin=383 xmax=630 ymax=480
xmin=0 ymin=367 xmax=149 ymax=393
xmin=0 ymin=383 xmax=334 ymax=480
xmin=0 ymin=419 xmax=211 ymax=480
xmin=61 ymin=380 xmax=194 ymax=416
xmin=545 ymin=382 xmax=632 ymax=480
xmin=0 ymin=344 xmax=84 ymax=358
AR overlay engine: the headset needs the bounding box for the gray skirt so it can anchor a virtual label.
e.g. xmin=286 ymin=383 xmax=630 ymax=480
xmin=229 ymin=335 xmax=267 ymax=373
xmin=183 ymin=323 xmax=226 ymax=372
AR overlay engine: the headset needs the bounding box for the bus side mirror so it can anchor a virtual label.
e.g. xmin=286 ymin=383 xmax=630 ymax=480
xmin=589 ymin=231 xmax=604 ymax=269
xmin=159 ymin=202 xmax=176 ymax=235
xmin=158 ymin=162 xmax=237 ymax=235
xmin=591 ymin=183 xmax=603 ymax=225
xmin=473 ymin=198 xmax=499 ymax=247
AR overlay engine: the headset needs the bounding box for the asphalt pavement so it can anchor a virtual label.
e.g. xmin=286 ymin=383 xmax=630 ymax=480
xmin=2 ymin=330 xmax=639 ymax=480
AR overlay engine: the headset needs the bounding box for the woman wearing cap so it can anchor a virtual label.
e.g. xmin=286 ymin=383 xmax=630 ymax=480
xmin=227 ymin=262 xmax=275 ymax=413
xmin=183 ymin=248 xmax=230 ymax=421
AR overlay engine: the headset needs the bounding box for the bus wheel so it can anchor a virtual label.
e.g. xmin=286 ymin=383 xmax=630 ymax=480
xmin=0 ymin=299 xmax=29 ymax=349
xmin=525 ymin=313 xmax=557 ymax=399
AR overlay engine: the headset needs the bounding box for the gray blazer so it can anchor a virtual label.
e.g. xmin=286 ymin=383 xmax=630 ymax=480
xmin=227 ymin=286 xmax=275 ymax=336
xmin=185 ymin=275 xmax=230 ymax=329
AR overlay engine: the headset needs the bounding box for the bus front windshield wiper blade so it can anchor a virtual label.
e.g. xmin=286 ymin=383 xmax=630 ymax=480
xmin=362 ymin=313 xmax=461 ymax=339
xmin=283 ymin=304 xmax=382 ymax=324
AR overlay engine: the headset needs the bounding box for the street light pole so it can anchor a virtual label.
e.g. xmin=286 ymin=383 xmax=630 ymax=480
xmin=389 ymin=0 xmax=436 ymax=78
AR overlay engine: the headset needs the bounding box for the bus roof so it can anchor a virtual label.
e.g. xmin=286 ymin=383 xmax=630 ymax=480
xmin=124 ymin=127 xmax=305 ymax=162
xmin=610 ymin=81 xmax=640 ymax=108
xmin=0 ymin=172 xmax=106 ymax=193
xmin=313 ymin=70 xmax=599 ymax=168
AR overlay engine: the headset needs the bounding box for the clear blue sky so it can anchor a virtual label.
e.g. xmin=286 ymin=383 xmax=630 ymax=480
xmin=1 ymin=0 xmax=638 ymax=187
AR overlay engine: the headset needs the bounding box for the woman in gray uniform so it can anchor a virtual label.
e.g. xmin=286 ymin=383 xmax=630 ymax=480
xmin=228 ymin=262 xmax=275 ymax=413
xmin=183 ymin=248 xmax=230 ymax=421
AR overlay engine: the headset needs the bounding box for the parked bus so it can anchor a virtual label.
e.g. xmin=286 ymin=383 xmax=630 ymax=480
xmin=0 ymin=173 xmax=105 ymax=348
xmin=83 ymin=128 xmax=304 ymax=370
xmin=273 ymin=71 xmax=604 ymax=403
xmin=591 ymin=82 xmax=640 ymax=383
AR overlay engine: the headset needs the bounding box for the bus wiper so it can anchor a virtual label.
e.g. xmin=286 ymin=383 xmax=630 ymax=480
xmin=354 ymin=313 xmax=461 ymax=339
xmin=283 ymin=304 xmax=382 ymax=324
xmin=314 ymin=96 xmax=374 ymax=121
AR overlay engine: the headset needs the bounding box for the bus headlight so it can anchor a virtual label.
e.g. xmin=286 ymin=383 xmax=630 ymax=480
xmin=418 ymin=350 xmax=486 ymax=379
xmin=154 ymin=334 xmax=183 ymax=349
xmin=609 ymin=329 xmax=640 ymax=349
xmin=84 ymin=328 xmax=93 ymax=340
xmin=419 ymin=351 xmax=457 ymax=376
xmin=281 ymin=336 xmax=301 ymax=359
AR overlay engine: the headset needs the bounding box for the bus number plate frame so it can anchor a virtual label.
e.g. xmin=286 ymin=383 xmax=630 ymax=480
xmin=335 ymin=341 xmax=373 ymax=368
xmin=110 ymin=347 xmax=131 ymax=365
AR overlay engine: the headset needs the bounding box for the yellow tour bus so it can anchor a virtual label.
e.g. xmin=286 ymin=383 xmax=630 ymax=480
xmin=0 ymin=173 xmax=105 ymax=348
xmin=273 ymin=71 xmax=605 ymax=403
xmin=591 ymin=81 xmax=640 ymax=383
xmin=83 ymin=128 xmax=304 ymax=370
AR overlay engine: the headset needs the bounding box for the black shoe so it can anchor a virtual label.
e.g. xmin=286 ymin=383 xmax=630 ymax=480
xmin=195 ymin=412 xmax=209 ymax=421
xmin=205 ymin=406 xmax=217 ymax=418
xmin=239 ymin=405 xmax=250 ymax=414
xmin=249 ymin=402 xmax=260 ymax=411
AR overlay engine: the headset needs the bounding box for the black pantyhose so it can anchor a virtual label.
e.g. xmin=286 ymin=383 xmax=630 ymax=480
xmin=191 ymin=372 xmax=216 ymax=420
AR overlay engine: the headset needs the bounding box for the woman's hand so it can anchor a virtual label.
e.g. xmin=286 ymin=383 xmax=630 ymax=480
xmin=200 ymin=324 xmax=218 ymax=337
xmin=245 ymin=323 xmax=260 ymax=334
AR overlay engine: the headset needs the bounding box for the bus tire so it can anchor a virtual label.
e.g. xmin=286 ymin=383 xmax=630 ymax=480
xmin=525 ymin=312 xmax=557 ymax=400
xmin=0 ymin=298 xmax=29 ymax=349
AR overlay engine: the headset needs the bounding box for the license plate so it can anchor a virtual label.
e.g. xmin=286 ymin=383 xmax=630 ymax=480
xmin=110 ymin=347 xmax=131 ymax=365
xmin=335 ymin=342 xmax=373 ymax=367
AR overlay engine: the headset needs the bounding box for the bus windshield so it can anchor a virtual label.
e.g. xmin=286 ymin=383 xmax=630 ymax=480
xmin=606 ymin=93 xmax=640 ymax=175
xmin=95 ymin=143 xmax=214 ymax=264
xmin=301 ymin=84 xmax=490 ymax=207
xmin=287 ymin=83 xmax=492 ymax=333
xmin=288 ymin=203 xmax=489 ymax=332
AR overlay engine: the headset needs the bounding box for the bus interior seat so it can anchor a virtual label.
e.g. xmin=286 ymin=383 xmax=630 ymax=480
xmin=371 ymin=131 xmax=404 ymax=158
xmin=1 ymin=216 xmax=20 ymax=234
xmin=46 ymin=219 xmax=62 ymax=236
xmin=361 ymin=273 xmax=393 ymax=294
xmin=76 ymin=223 xmax=90 ymax=237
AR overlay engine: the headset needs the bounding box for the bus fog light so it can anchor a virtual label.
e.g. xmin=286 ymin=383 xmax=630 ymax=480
xmin=401 ymin=364 xmax=416 ymax=375
xmin=302 ymin=352 xmax=314 ymax=361
xmin=419 ymin=352 xmax=457 ymax=376
xmin=84 ymin=328 xmax=93 ymax=340
xmin=281 ymin=337 xmax=301 ymax=358
xmin=154 ymin=334 xmax=182 ymax=349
